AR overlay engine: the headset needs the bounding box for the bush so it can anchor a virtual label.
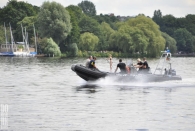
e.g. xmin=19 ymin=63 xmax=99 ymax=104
xmin=44 ymin=37 xmax=61 ymax=57
xmin=68 ymin=43 xmax=78 ymax=57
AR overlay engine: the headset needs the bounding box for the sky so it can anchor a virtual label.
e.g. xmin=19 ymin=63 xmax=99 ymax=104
xmin=0 ymin=0 xmax=195 ymax=18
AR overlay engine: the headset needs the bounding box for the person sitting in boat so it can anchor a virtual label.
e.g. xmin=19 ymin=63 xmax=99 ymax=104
xmin=89 ymin=56 xmax=97 ymax=69
xmin=114 ymin=59 xmax=127 ymax=74
xmin=142 ymin=57 xmax=150 ymax=73
xmin=134 ymin=58 xmax=143 ymax=73
xmin=85 ymin=56 xmax=92 ymax=68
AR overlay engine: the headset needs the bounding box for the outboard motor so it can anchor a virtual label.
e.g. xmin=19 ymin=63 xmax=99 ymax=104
xmin=130 ymin=65 xmax=137 ymax=75
xmin=169 ymin=69 xmax=176 ymax=76
xmin=164 ymin=68 xmax=176 ymax=76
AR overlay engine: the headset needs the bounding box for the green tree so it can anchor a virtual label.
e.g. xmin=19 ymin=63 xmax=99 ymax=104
xmin=65 ymin=5 xmax=81 ymax=44
xmin=14 ymin=16 xmax=37 ymax=43
xmin=108 ymin=31 xmax=119 ymax=51
xmin=78 ymin=32 xmax=99 ymax=51
xmin=185 ymin=14 xmax=195 ymax=36
xmin=79 ymin=15 xmax=100 ymax=36
xmin=0 ymin=25 xmax=11 ymax=45
xmin=36 ymin=37 xmax=47 ymax=54
xmin=174 ymin=28 xmax=194 ymax=53
xmin=44 ymin=37 xmax=61 ymax=56
xmin=66 ymin=5 xmax=84 ymax=22
xmin=125 ymin=15 xmax=165 ymax=57
xmin=161 ymin=32 xmax=177 ymax=53
xmin=0 ymin=25 xmax=5 ymax=44
xmin=37 ymin=1 xmax=71 ymax=45
xmin=152 ymin=9 xmax=163 ymax=27
xmin=161 ymin=15 xmax=177 ymax=37
xmin=68 ymin=43 xmax=78 ymax=56
xmin=93 ymin=14 xmax=119 ymax=29
xmin=78 ymin=0 xmax=96 ymax=16
xmin=0 ymin=0 xmax=37 ymax=30
xmin=99 ymin=22 xmax=115 ymax=50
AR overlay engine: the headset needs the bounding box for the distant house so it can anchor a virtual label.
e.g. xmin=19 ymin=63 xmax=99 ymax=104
xmin=104 ymin=13 xmax=135 ymax=21
xmin=117 ymin=15 xmax=135 ymax=21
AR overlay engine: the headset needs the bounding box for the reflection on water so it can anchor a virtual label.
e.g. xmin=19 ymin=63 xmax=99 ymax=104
xmin=0 ymin=57 xmax=195 ymax=131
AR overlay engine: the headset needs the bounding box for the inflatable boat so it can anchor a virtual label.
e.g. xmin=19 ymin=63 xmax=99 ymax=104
xmin=71 ymin=51 xmax=182 ymax=82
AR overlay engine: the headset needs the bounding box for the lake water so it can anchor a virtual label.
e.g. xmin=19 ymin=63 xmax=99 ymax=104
xmin=0 ymin=56 xmax=195 ymax=131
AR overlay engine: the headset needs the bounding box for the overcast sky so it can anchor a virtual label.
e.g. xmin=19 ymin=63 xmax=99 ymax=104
xmin=0 ymin=0 xmax=195 ymax=17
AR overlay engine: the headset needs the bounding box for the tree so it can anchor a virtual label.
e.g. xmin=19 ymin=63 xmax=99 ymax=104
xmin=99 ymin=22 xmax=115 ymax=50
xmin=35 ymin=37 xmax=47 ymax=54
xmin=79 ymin=15 xmax=100 ymax=36
xmin=44 ymin=37 xmax=61 ymax=56
xmin=0 ymin=25 xmax=11 ymax=45
xmin=185 ymin=14 xmax=195 ymax=36
xmin=152 ymin=9 xmax=163 ymax=27
xmin=78 ymin=32 xmax=99 ymax=51
xmin=0 ymin=0 xmax=37 ymax=30
xmin=15 ymin=16 xmax=37 ymax=43
xmin=174 ymin=28 xmax=195 ymax=53
xmin=0 ymin=25 xmax=5 ymax=44
xmin=125 ymin=15 xmax=165 ymax=57
xmin=78 ymin=0 xmax=96 ymax=16
xmin=92 ymin=14 xmax=119 ymax=29
xmin=68 ymin=43 xmax=78 ymax=56
xmin=161 ymin=32 xmax=177 ymax=53
xmin=37 ymin=1 xmax=71 ymax=45
xmin=66 ymin=5 xmax=84 ymax=22
xmin=65 ymin=5 xmax=81 ymax=44
xmin=161 ymin=15 xmax=177 ymax=37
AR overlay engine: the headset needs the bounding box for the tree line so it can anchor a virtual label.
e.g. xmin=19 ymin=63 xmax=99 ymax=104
xmin=0 ymin=0 xmax=194 ymax=57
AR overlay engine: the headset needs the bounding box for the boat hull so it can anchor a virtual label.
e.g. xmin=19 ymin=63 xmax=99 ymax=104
xmin=71 ymin=64 xmax=182 ymax=82
xmin=71 ymin=64 xmax=108 ymax=81
xmin=107 ymin=73 xmax=182 ymax=82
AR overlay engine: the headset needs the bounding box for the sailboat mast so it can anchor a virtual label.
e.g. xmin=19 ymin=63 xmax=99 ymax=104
xmin=21 ymin=24 xmax=25 ymax=44
xmin=4 ymin=23 xmax=8 ymax=52
xmin=33 ymin=24 xmax=37 ymax=53
xmin=26 ymin=32 xmax=30 ymax=52
xmin=9 ymin=23 xmax=14 ymax=52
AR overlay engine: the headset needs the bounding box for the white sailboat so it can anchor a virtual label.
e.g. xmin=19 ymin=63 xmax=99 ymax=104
xmin=13 ymin=24 xmax=30 ymax=56
xmin=1 ymin=23 xmax=37 ymax=56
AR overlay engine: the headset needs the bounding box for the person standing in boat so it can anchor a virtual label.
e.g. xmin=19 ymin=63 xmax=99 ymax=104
xmin=86 ymin=56 xmax=92 ymax=68
xmin=89 ymin=56 xmax=97 ymax=69
xmin=107 ymin=54 xmax=113 ymax=72
xmin=134 ymin=58 xmax=143 ymax=73
xmin=114 ymin=59 xmax=127 ymax=74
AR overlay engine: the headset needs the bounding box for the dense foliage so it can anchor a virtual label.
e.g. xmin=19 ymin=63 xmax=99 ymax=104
xmin=78 ymin=32 xmax=99 ymax=51
xmin=152 ymin=10 xmax=195 ymax=53
xmin=78 ymin=0 xmax=96 ymax=16
xmin=37 ymin=1 xmax=71 ymax=45
xmin=44 ymin=37 xmax=61 ymax=56
xmin=0 ymin=0 xmax=195 ymax=57
xmin=0 ymin=0 xmax=37 ymax=29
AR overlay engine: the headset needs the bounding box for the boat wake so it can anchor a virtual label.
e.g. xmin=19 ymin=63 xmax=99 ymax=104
xmin=77 ymin=77 xmax=195 ymax=89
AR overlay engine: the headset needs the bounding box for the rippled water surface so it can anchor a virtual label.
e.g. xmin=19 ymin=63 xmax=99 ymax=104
xmin=0 ymin=57 xmax=195 ymax=131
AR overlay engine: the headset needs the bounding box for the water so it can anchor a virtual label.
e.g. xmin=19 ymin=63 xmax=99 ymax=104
xmin=0 ymin=57 xmax=195 ymax=131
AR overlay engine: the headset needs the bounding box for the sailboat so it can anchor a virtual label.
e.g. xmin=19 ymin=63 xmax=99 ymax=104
xmin=0 ymin=23 xmax=37 ymax=56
